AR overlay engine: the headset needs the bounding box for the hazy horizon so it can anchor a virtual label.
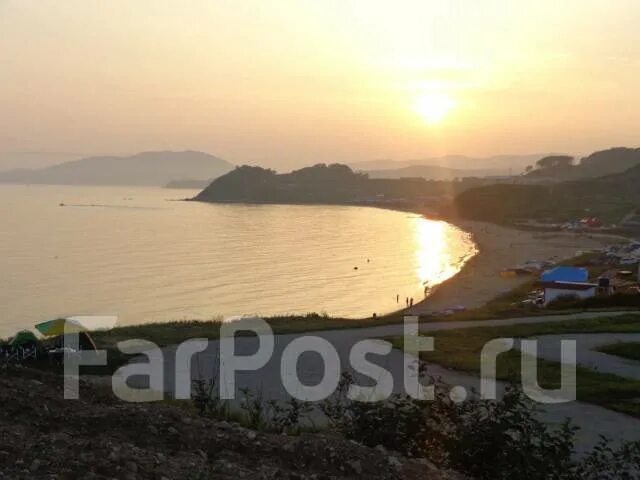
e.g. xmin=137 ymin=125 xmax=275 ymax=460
xmin=2 ymin=1 xmax=640 ymax=170
xmin=0 ymin=149 xmax=555 ymax=173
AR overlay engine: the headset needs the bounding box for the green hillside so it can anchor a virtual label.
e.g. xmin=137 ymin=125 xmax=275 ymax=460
xmin=526 ymin=147 xmax=640 ymax=181
xmin=194 ymin=163 xmax=462 ymax=205
xmin=453 ymin=164 xmax=640 ymax=223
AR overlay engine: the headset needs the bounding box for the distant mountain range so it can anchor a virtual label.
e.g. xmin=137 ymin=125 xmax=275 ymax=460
xmin=350 ymin=154 xmax=551 ymax=180
xmin=4 ymin=148 xmax=636 ymax=190
xmin=0 ymin=151 xmax=233 ymax=186
xmin=360 ymin=148 xmax=640 ymax=182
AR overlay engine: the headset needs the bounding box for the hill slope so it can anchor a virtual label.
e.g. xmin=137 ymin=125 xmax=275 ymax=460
xmin=526 ymin=147 xmax=640 ymax=181
xmin=0 ymin=151 xmax=233 ymax=186
xmin=452 ymin=163 xmax=640 ymax=223
xmin=0 ymin=367 xmax=453 ymax=479
xmin=194 ymin=163 xmax=461 ymax=205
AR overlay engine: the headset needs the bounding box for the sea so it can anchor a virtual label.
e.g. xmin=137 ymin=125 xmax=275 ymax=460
xmin=0 ymin=185 xmax=477 ymax=337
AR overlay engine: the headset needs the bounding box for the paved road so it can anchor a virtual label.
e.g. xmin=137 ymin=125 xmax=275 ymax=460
xmin=124 ymin=310 xmax=640 ymax=453
xmin=519 ymin=333 xmax=640 ymax=380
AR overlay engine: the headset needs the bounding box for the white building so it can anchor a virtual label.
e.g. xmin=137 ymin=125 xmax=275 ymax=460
xmin=540 ymin=281 xmax=598 ymax=306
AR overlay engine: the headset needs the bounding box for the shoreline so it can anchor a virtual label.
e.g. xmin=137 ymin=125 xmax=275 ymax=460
xmin=406 ymin=217 xmax=625 ymax=316
xmin=190 ymin=197 xmax=628 ymax=319
xmin=3 ymin=189 xmax=630 ymax=338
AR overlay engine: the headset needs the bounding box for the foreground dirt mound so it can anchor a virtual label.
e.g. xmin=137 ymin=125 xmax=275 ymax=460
xmin=0 ymin=367 xmax=460 ymax=479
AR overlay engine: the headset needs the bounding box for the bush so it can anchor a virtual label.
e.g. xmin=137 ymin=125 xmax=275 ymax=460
xmin=192 ymin=373 xmax=640 ymax=478
xmin=323 ymin=376 xmax=640 ymax=478
xmin=547 ymin=293 xmax=640 ymax=310
xmin=192 ymin=377 xmax=313 ymax=434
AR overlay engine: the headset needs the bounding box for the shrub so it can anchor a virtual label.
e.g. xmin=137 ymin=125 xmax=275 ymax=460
xmin=319 ymin=374 xmax=640 ymax=479
xmin=192 ymin=373 xmax=640 ymax=478
xmin=547 ymin=293 xmax=640 ymax=310
xmin=192 ymin=377 xmax=313 ymax=434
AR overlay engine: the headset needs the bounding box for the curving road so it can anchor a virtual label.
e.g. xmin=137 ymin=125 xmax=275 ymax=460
xmin=518 ymin=333 xmax=640 ymax=380
xmin=125 ymin=310 xmax=640 ymax=453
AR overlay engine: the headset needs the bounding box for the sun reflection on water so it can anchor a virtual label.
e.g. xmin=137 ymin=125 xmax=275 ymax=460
xmin=415 ymin=218 xmax=477 ymax=295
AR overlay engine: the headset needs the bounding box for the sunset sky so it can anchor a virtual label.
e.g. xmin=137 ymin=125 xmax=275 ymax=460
xmin=2 ymin=0 xmax=640 ymax=170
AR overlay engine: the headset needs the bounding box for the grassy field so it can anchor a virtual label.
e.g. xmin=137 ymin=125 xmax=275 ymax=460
xmin=90 ymin=312 xmax=408 ymax=350
xmin=83 ymin=312 xmax=409 ymax=373
xmin=389 ymin=313 xmax=640 ymax=417
xmin=598 ymin=342 xmax=640 ymax=361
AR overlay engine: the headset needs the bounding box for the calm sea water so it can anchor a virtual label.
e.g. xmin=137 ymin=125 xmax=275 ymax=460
xmin=0 ymin=185 xmax=477 ymax=337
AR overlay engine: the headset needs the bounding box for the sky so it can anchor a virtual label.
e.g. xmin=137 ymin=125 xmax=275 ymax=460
xmin=1 ymin=0 xmax=640 ymax=170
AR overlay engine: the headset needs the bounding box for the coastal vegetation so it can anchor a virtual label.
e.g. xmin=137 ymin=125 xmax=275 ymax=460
xmin=525 ymin=147 xmax=640 ymax=182
xmin=7 ymin=362 xmax=640 ymax=479
xmin=188 ymin=370 xmax=640 ymax=479
xmin=192 ymin=147 xmax=640 ymax=229
xmin=194 ymin=163 xmax=464 ymax=206
xmin=451 ymin=153 xmax=640 ymax=224
xmin=317 ymin=377 xmax=640 ymax=480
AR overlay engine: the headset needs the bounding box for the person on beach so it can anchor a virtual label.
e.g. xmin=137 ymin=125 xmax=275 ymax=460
xmin=409 ymin=297 xmax=414 ymax=307
xmin=405 ymin=297 xmax=409 ymax=307
xmin=396 ymin=294 xmax=399 ymax=303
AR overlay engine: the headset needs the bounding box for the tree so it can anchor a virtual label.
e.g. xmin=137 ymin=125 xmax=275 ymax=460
xmin=535 ymin=155 xmax=574 ymax=170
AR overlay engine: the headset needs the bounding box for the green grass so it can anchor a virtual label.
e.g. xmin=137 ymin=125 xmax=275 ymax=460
xmin=82 ymin=313 xmax=408 ymax=374
xmin=91 ymin=312 xmax=406 ymax=350
xmin=91 ymin=319 xmax=225 ymax=350
xmin=598 ymin=342 xmax=640 ymax=362
xmin=389 ymin=313 xmax=640 ymax=417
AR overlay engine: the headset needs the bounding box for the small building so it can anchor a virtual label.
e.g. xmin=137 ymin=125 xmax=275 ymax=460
xmin=539 ymin=266 xmax=595 ymax=306
xmin=539 ymin=281 xmax=598 ymax=306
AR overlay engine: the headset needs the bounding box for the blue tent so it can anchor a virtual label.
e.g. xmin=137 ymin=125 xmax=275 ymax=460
xmin=540 ymin=266 xmax=589 ymax=283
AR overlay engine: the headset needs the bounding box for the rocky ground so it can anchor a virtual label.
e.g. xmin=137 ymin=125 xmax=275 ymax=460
xmin=0 ymin=366 xmax=461 ymax=479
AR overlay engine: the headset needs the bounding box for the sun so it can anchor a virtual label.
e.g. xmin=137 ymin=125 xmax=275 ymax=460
xmin=414 ymin=92 xmax=456 ymax=124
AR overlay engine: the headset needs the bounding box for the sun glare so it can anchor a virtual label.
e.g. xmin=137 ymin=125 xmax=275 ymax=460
xmin=414 ymin=92 xmax=456 ymax=124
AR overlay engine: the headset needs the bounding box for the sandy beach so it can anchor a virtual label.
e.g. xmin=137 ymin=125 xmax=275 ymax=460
xmin=408 ymin=220 xmax=625 ymax=315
